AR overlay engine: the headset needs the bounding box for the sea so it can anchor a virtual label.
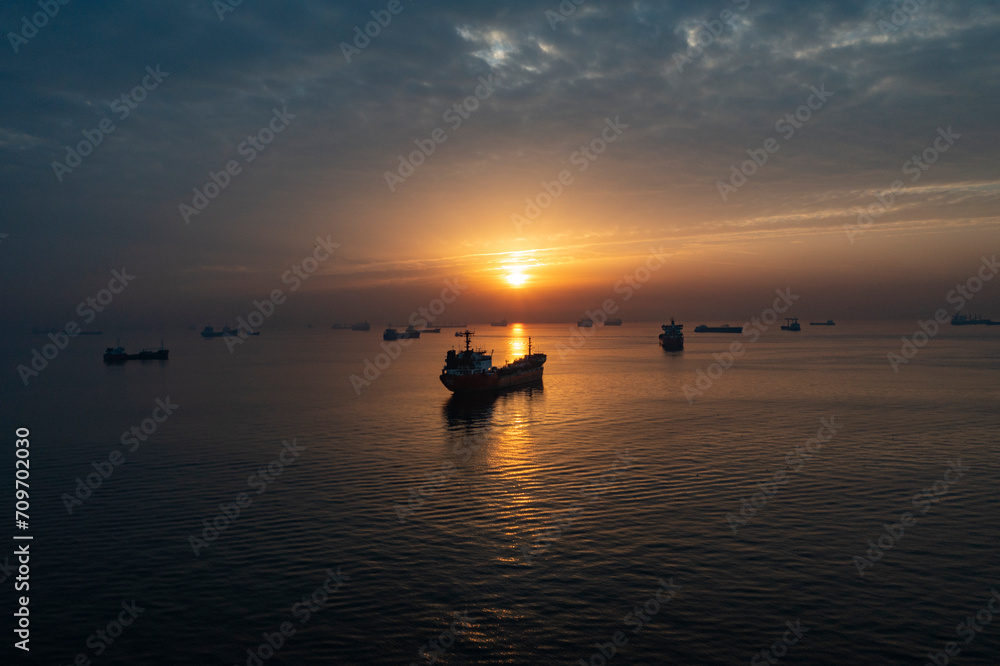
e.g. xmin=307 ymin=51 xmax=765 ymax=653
xmin=1 ymin=321 xmax=998 ymax=665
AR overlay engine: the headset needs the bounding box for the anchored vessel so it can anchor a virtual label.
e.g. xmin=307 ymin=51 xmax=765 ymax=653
xmin=440 ymin=330 xmax=546 ymax=393
xmin=104 ymin=340 xmax=169 ymax=363
xmin=781 ymin=317 xmax=801 ymax=331
xmin=694 ymin=324 xmax=743 ymax=333
xmin=332 ymin=321 xmax=371 ymax=331
xmin=577 ymin=318 xmax=594 ymax=327
xmin=605 ymin=317 xmax=623 ymax=326
xmin=951 ymin=314 xmax=999 ymax=326
xmin=491 ymin=319 xmax=508 ymax=327
xmin=809 ymin=320 xmax=836 ymax=326
xmin=202 ymin=326 xmax=258 ymax=338
xmin=659 ymin=319 xmax=684 ymax=351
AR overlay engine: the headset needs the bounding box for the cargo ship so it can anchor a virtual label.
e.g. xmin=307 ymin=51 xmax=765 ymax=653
xmin=104 ymin=340 xmax=169 ymax=363
xmin=809 ymin=320 xmax=836 ymax=326
xmin=694 ymin=324 xmax=743 ymax=333
xmin=577 ymin=318 xmax=593 ymax=327
xmin=491 ymin=319 xmax=508 ymax=327
xmin=659 ymin=319 xmax=684 ymax=351
xmin=605 ymin=317 xmax=623 ymax=326
xmin=951 ymin=314 xmax=999 ymax=326
xmin=332 ymin=321 xmax=371 ymax=331
xmin=440 ymin=330 xmax=546 ymax=393
xmin=781 ymin=317 xmax=801 ymax=331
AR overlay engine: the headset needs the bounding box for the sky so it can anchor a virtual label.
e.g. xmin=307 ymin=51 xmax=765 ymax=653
xmin=2 ymin=0 xmax=999 ymax=329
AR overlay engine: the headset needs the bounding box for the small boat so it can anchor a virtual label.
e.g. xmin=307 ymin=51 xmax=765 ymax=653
xmin=659 ymin=319 xmax=683 ymax=351
xmin=104 ymin=340 xmax=169 ymax=363
xmin=781 ymin=317 xmax=801 ymax=331
xmin=440 ymin=331 xmax=546 ymax=393
xmin=383 ymin=328 xmax=398 ymax=341
xmin=491 ymin=319 xmax=508 ymax=327
xmin=809 ymin=320 xmax=836 ymax=326
xmin=577 ymin=318 xmax=594 ymax=327
xmin=605 ymin=318 xmax=623 ymax=326
xmin=694 ymin=324 xmax=743 ymax=333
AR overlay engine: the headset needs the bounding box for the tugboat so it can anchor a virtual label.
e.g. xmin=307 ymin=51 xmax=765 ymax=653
xmin=781 ymin=317 xmax=801 ymax=331
xmin=694 ymin=324 xmax=743 ymax=333
xmin=659 ymin=319 xmax=684 ymax=351
xmin=440 ymin=330 xmax=546 ymax=393
xmin=104 ymin=340 xmax=169 ymax=363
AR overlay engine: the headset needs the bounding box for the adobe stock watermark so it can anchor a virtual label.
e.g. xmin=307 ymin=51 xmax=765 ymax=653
xmin=716 ymin=84 xmax=833 ymax=201
xmin=179 ymin=106 xmax=295 ymax=224
xmin=340 ymin=0 xmax=413 ymax=62
xmin=577 ymin=577 xmax=681 ymax=666
xmin=924 ymin=588 xmax=1000 ymax=666
xmin=554 ymin=245 xmax=666 ymax=360
xmin=58 ymin=600 xmax=145 ymax=664
xmin=62 ymin=397 xmax=180 ymax=514
xmin=51 ymin=65 xmax=169 ymax=182
xmin=750 ymin=619 xmax=809 ymax=666
xmin=726 ymin=416 xmax=841 ymax=534
xmin=213 ymin=0 xmax=243 ymax=21
xmin=233 ymin=567 xmax=349 ymax=666
xmin=667 ymin=0 xmax=749 ymax=74
xmin=350 ymin=278 xmax=466 ymax=395
xmin=546 ymin=0 xmax=586 ymax=30
xmin=852 ymin=458 xmax=968 ymax=577
xmin=394 ymin=431 xmax=489 ymax=523
xmin=512 ymin=116 xmax=628 ymax=232
xmin=844 ymin=127 xmax=959 ymax=244
xmin=877 ymin=0 xmax=927 ymax=36
xmin=7 ymin=0 xmax=71 ymax=54
xmin=224 ymin=236 xmax=339 ymax=351
xmin=682 ymin=288 xmax=798 ymax=403
xmin=16 ymin=268 xmax=135 ymax=386
xmin=521 ymin=450 xmax=635 ymax=563
xmin=384 ymin=75 xmax=500 ymax=192
xmin=188 ymin=439 xmax=306 ymax=556
xmin=407 ymin=611 xmax=479 ymax=666
xmin=887 ymin=254 xmax=997 ymax=372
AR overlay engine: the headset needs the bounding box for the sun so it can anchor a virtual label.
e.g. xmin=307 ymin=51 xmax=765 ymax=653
xmin=505 ymin=270 xmax=528 ymax=287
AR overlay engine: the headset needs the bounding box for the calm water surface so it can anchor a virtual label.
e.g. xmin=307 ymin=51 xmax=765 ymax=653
xmin=1 ymin=322 xmax=998 ymax=664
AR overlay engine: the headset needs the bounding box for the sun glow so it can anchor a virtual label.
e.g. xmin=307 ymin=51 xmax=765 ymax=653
xmin=505 ymin=270 xmax=528 ymax=287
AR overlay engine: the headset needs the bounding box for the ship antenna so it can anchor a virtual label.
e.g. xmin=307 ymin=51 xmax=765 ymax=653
xmin=528 ymin=337 xmax=531 ymax=355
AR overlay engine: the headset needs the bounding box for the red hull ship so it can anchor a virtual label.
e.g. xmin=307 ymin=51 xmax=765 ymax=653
xmin=440 ymin=330 xmax=546 ymax=393
xmin=659 ymin=319 xmax=684 ymax=351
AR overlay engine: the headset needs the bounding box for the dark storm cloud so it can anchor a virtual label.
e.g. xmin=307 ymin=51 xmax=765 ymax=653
xmin=1 ymin=0 xmax=998 ymax=325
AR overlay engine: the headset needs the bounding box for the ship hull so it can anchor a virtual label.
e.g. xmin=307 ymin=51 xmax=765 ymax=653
xmin=439 ymin=367 xmax=544 ymax=393
xmin=659 ymin=337 xmax=683 ymax=351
